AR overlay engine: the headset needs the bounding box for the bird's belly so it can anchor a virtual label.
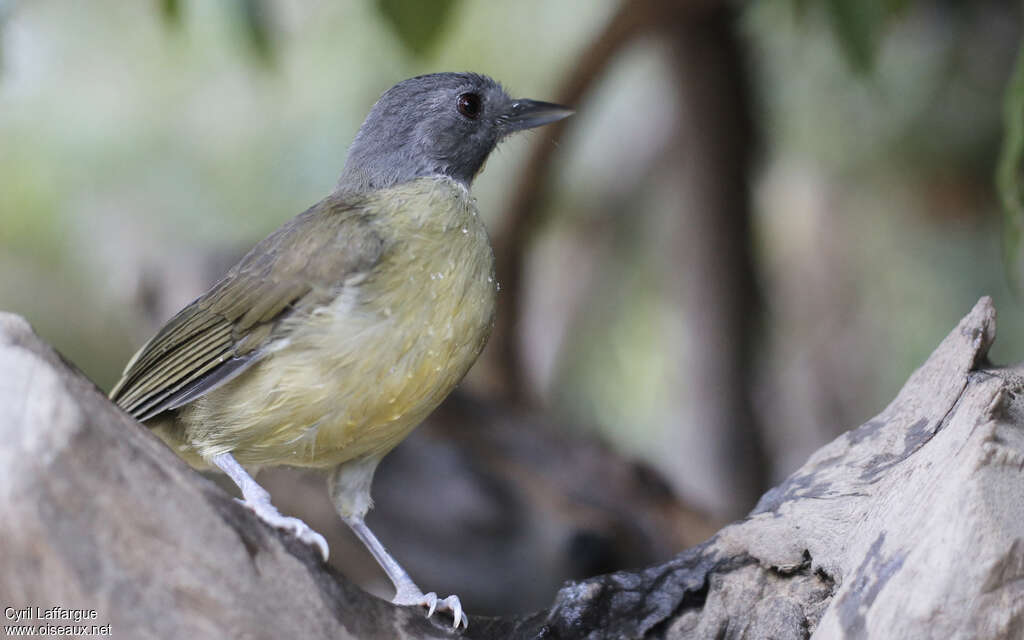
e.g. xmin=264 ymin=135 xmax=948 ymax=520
xmin=177 ymin=222 xmax=496 ymax=468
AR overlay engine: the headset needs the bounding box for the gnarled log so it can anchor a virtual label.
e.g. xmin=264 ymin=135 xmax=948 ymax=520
xmin=1 ymin=297 xmax=1020 ymax=639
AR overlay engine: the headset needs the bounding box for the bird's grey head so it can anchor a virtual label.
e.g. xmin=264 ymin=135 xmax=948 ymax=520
xmin=337 ymin=72 xmax=572 ymax=193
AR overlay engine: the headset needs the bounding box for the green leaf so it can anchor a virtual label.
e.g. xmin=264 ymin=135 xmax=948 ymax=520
xmin=375 ymin=0 xmax=459 ymax=57
xmin=813 ymin=0 xmax=909 ymax=75
xmin=789 ymin=0 xmax=812 ymax=20
xmin=235 ymin=0 xmax=274 ymax=66
xmin=0 ymin=0 xmax=15 ymax=74
xmin=824 ymin=0 xmax=884 ymax=74
xmin=160 ymin=0 xmax=181 ymax=26
xmin=998 ymin=36 xmax=1024 ymax=292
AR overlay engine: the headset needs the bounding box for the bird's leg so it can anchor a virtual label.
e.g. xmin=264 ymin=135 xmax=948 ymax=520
xmin=211 ymin=452 xmax=329 ymax=561
xmin=328 ymin=458 xmax=468 ymax=629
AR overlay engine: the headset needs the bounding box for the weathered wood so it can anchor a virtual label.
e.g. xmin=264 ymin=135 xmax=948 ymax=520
xmin=0 ymin=313 xmax=456 ymax=640
xmin=1 ymin=297 xmax=1021 ymax=639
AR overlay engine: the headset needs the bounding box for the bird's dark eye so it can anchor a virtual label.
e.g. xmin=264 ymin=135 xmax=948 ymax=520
xmin=457 ymin=92 xmax=482 ymax=120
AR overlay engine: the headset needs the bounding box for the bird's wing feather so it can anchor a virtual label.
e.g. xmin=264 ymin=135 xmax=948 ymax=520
xmin=110 ymin=194 xmax=386 ymax=421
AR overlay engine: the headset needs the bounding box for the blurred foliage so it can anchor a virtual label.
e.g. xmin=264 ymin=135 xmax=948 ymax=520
xmin=999 ymin=35 xmax=1024 ymax=292
xmin=791 ymin=0 xmax=910 ymax=74
xmin=159 ymin=0 xmax=276 ymax=65
xmin=0 ymin=0 xmax=9 ymax=73
xmin=823 ymin=0 xmax=909 ymax=74
xmin=0 ymin=0 xmax=1021 ymax=517
xmin=375 ymin=0 xmax=459 ymax=56
xmin=160 ymin=0 xmax=181 ymax=26
xmin=235 ymin=0 xmax=274 ymax=65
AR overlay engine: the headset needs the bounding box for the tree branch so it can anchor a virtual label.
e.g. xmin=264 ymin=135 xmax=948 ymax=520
xmin=488 ymin=0 xmax=670 ymax=400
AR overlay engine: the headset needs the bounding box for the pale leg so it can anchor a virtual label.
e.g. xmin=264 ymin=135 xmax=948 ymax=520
xmin=328 ymin=458 xmax=468 ymax=629
xmin=211 ymin=452 xmax=329 ymax=560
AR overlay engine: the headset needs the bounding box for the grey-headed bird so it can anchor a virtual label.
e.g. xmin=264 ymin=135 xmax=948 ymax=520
xmin=110 ymin=72 xmax=572 ymax=628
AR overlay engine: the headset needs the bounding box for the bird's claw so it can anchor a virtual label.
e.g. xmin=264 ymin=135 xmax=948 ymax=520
xmin=422 ymin=592 xmax=438 ymax=617
xmin=236 ymin=497 xmax=330 ymax=561
xmin=437 ymin=595 xmax=467 ymax=629
xmin=395 ymin=589 xmax=468 ymax=629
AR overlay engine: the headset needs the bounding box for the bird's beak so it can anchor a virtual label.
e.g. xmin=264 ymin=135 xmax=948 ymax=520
xmin=504 ymin=99 xmax=574 ymax=132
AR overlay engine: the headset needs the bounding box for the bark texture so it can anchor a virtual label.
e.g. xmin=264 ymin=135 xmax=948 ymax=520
xmin=1 ymin=296 xmax=1021 ymax=639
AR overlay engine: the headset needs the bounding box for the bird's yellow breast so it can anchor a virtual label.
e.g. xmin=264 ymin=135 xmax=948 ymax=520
xmin=166 ymin=178 xmax=496 ymax=468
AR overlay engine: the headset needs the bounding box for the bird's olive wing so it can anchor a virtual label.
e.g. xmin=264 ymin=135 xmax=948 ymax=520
xmin=109 ymin=195 xmax=385 ymax=421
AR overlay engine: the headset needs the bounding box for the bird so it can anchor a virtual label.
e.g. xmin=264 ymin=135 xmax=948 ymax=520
xmin=109 ymin=72 xmax=572 ymax=629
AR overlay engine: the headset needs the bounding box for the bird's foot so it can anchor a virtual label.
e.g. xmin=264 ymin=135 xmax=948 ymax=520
xmin=393 ymin=586 xmax=468 ymax=630
xmin=236 ymin=497 xmax=330 ymax=561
